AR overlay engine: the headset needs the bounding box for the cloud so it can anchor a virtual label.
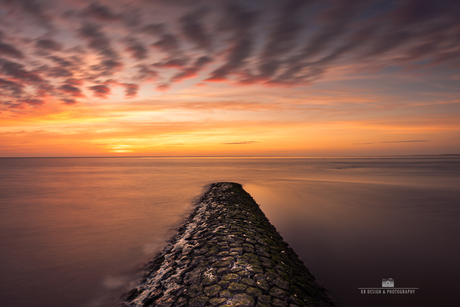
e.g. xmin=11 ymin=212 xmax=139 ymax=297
xmin=0 ymin=0 xmax=53 ymax=29
xmin=18 ymin=98 xmax=44 ymax=105
xmin=0 ymin=77 xmax=24 ymax=96
xmin=123 ymin=83 xmax=138 ymax=98
xmin=1 ymin=0 xmax=459 ymax=112
xmin=142 ymin=23 xmax=165 ymax=36
xmin=152 ymin=32 xmax=182 ymax=56
xmin=83 ymin=2 xmax=119 ymax=21
xmin=381 ymin=140 xmax=430 ymax=144
xmin=135 ymin=65 xmax=158 ymax=81
xmin=0 ymin=58 xmax=43 ymax=83
xmin=35 ymin=39 xmax=62 ymax=51
xmin=206 ymin=2 xmax=260 ymax=82
xmin=255 ymin=0 xmax=313 ymax=80
xmin=153 ymin=57 xmax=189 ymax=69
xmin=58 ymin=84 xmax=84 ymax=98
xmin=91 ymin=59 xmax=123 ymax=76
xmin=44 ymin=66 xmax=73 ymax=78
xmin=0 ymin=41 xmax=24 ymax=59
xmin=88 ymin=85 xmax=111 ymax=98
xmin=222 ymin=141 xmax=259 ymax=145
xmin=169 ymin=55 xmax=212 ymax=84
xmin=78 ymin=23 xmax=119 ymax=60
xmin=61 ymin=98 xmax=77 ymax=105
xmin=179 ymin=8 xmax=212 ymax=50
xmin=125 ymin=40 xmax=148 ymax=60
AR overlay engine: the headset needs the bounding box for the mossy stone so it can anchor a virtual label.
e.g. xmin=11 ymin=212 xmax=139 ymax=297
xmin=242 ymin=278 xmax=255 ymax=286
xmin=271 ymin=298 xmax=288 ymax=307
xmin=209 ymin=297 xmax=227 ymax=306
xmin=189 ymin=295 xmax=209 ymax=307
xmin=222 ymin=273 xmax=239 ymax=282
xmin=258 ymin=294 xmax=271 ymax=304
xmin=228 ymin=282 xmax=248 ymax=292
xmin=220 ymin=290 xmax=233 ymax=298
xmin=202 ymin=273 xmax=218 ymax=286
xmin=185 ymin=284 xmax=203 ymax=297
xmin=249 ymin=258 xmax=261 ymax=266
xmin=230 ymin=267 xmax=244 ymax=273
xmin=174 ymin=296 xmax=188 ymax=307
xmin=248 ymin=265 xmax=263 ymax=274
xmin=269 ymin=287 xmax=289 ymax=299
xmin=217 ymin=267 xmax=229 ymax=275
xmin=217 ymin=251 xmax=230 ymax=257
xmin=218 ymin=280 xmax=230 ymax=288
xmin=204 ymin=285 xmax=222 ymax=297
xmin=223 ymin=293 xmax=254 ymax=307
xmin=275 ymin=277 xmax=290 ymax=290
xmin=245 ymin=286 xmax=262 ymax=296
xmin=236 ymin=270 xmax=250 ymax=277
xmin=212 ymin=258 xmax=233 ymax=268
xmin=256 ymin=280 xmax=270 ymax=291
xmin=260 ymin=257 xmax=273 ymax=268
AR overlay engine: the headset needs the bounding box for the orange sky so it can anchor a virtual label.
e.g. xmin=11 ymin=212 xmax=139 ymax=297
xmin=1 ymin=0 xmax=459 ymax=157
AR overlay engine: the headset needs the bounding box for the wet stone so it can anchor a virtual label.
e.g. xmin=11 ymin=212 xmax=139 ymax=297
xmin=272 ymin=298 xmax=288 ymax=307
xmin=154 ymin=295 xmax=176 ymax=307
xmin=224 ymin=293 xmax=254 ymax=307
xmin=231 ymin=267 xmax=244 ymax=273
xmin=209 ymin=297 xmax=227 ymax=306
xmin=220 ymin=290 xmax=233 ymax=298
xmin=258 ymin=294 xmax=272 ymax=304
xmin=260 ymin=257 xmax=273 ymax=268
xmin=204 ymin=285 xmax=222 ymax=297
xmin=202 ymin=274 xmax=218 ymax=286
xmin=228 ymin=282 xmax=248 ymax=292
xmin=236 ymin=270 xmax=250 ymax=277
xmin=256 ymin=280 xmax=270 ymax=292
xmin=218 ymin=280 xmax=230 ymax=288
xmin=217 ymin=268 xmax=229 ymax=275
xmin=249 ymin=258 xmax=261 ymax=266
xmin=222 ymin=273 xmax=240 ymax=282
xmin=185 ymin=284 xmax=203 ymax=297
xmin=174 ymin=296 xmax=188 ymax=307
xmin=121 ymin=183 xmax=336 ymax=307
xmin=212 ymin=259 xmax=233 ymax=268
xmin=275 ymin=278 xmax=290 ymax=290
xmin=189 ymin=295 xmax=209 ymax=307
xmin=242 ymin=278 xmax=255 ymax=286
xmin=269 ymin=287 xmax=289 ymax=300
xmin=248 ymin=265 xmax=264 ymax=274
xmin=245 ymin=287 xmax=262 ymax=296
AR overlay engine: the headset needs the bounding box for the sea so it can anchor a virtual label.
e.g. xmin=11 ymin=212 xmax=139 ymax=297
xmin=0 ymin=156 xmax=459 ymax=307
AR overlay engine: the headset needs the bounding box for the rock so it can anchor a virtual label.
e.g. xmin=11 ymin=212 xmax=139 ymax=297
xmin=204 ymin=285 xmax=222 ymax=297
xmin=121 ymin=183 xmax=336 ymax=307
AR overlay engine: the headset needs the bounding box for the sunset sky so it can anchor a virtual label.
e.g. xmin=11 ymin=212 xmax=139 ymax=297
xmin=1 ymin=0 xmax=459 ymax=157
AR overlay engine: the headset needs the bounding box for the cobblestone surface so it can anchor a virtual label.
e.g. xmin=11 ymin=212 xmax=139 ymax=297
xmin=121 ymin=182 xmax=337 ymax=307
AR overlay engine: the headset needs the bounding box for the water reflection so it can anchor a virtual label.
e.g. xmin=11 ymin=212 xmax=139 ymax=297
xmin=245 ymin=177 xmax=460 ymax=307
xmin=0 ymin=157 xmax=459 ymax=307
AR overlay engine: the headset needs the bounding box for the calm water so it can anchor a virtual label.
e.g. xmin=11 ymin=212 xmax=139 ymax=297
xmin=0 ymin=157 xmax=459 ymax=307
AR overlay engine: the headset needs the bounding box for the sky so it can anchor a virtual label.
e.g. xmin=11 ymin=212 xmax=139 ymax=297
xmin=0 ymin=0 xmax=459 ymax=157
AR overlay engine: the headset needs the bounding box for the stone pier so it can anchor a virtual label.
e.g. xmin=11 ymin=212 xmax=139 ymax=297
xmin=121 ymin=182 xmax=337 ymax=307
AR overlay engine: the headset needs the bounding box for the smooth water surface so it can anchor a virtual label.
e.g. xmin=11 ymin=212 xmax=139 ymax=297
xmin=0 ymin=157 xmax=459 ymax=307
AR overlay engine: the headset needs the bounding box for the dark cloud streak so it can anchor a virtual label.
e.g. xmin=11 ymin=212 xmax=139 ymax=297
xmin=1 ymin=0 xmax=459 ymax=110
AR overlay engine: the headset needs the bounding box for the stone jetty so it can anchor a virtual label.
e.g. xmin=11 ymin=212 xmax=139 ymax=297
xmin=121 ymin=182 xmax=337 ymax=307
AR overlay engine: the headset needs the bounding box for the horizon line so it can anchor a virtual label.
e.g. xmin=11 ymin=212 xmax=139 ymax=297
xmin=1 ymin=154 xmax=459 ymax=159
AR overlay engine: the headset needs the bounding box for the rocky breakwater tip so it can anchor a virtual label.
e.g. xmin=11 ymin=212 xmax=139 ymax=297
xmin=121 ymin=182 xmax=337 ymax=307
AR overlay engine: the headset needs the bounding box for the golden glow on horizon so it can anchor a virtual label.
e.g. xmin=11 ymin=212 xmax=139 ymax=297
xmin=1 ymin=70 xmax=459 ymax=157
